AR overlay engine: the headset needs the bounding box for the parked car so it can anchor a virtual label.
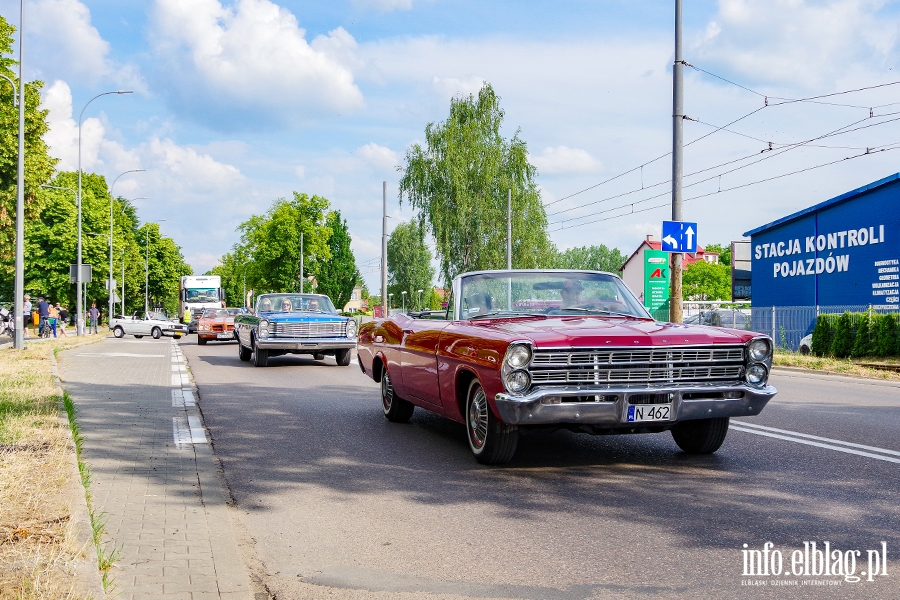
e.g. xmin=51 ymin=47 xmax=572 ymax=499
xmin=110 ymin=311 xmax=187 ymax=339
xmin=687 ymin=309 xmax=750 ymax=330
xmin=234 ymin=293 xmax=357 ymax=367
xmin=197 ymin=307 xmax=243 ymax=345
xmin=357 ymin=269 xmax=777 ymax=465
xmin=798 ymin=334 xmax=812 ymax=355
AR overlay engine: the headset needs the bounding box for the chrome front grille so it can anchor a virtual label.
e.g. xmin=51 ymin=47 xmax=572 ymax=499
xmin=272 ymin=321 xmax=346 ymax=338
xmin=530 ymin=346 xmax=745 ymax=387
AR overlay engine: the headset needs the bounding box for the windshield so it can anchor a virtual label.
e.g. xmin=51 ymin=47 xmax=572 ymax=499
xmin=256 ymin=294 xmax=337 ymax=314
xmin=201 ymin=308 xmax=242 ymax=319
xmin=147 ymin=310 xmax=170 ymax=321
xmin=185 ymin=288 xmax=219 ymax=302
xmin=459 ymin=271 xmax=649 ymax=319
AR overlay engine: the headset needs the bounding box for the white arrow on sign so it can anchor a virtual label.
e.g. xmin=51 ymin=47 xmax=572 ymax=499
xmin=684 ymin=226 xmax=694 ymax=250
xmin=662 ymin=235 xmax=679 ymax=250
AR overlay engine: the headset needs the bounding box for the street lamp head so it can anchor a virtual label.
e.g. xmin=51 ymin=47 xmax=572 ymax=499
xmin=401 ymin=291 xmax=407 ymax=295
xmin=116 ymin=90 xmax=133 ymax=94
xmin=417 ymin=289 xmax=424 ymax=293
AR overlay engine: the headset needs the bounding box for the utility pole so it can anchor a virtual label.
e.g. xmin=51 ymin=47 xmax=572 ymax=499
xmin=381 ymin=181 xmax=388 ymax=318
xmin=13 ymin=0 xmax=24 ymax=349
xmin=299 ymin=231 xmax=304 ymax=293
xmin=670 ymin=0 xmax=684 ymax=324
xmin=121 ymin=252 xmax=125 ymax=316
xmin=507 ymin=188 xmax=512 ymax=309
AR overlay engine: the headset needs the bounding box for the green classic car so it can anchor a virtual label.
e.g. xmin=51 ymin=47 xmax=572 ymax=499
xmin=234 ymin=293 xmax=358 ymax=367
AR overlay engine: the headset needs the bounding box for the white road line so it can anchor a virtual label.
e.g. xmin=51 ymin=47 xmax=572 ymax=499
xmin=170 ymin=374 xmax=182 ymax=386
xmin=76 ymin=352 xmax=166 ymax=357
xmin=171 ymin=364 xmax=186 ymax=371
xmin=735 ymin=421 xmax=900 ymax=457
xmin=173 ymin=415 xmax=192 ymax=445
xmin=730 ymin=425 xmax=900 ymax=464
xmin=187 ymin=415 xmax=207 ymax=443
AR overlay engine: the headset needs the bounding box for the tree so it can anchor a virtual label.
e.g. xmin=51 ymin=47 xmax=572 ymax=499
xmin=554 ymin=245 xmax=626 ymax=274
xmin=830 ymin=312 xmax=853 ymax=358
xmin=703 ymin=243 xmax=732 ymax=267
xmin=316 ymin=210 xmax=358 ymax=310
xmin=0 ymin=16 xmax=57 ymax=299
xmin=682 ymin=260 xmax=731 ymax=300
xmin=851 ymin=313 xmax=872 ymax=358
xmin=237 ymin=193 xmax=331 ymax=294
xmin=387 ymin=220 xmax=434 ymax=310
xmin=399 ymin=83 xmax=554 ymax=284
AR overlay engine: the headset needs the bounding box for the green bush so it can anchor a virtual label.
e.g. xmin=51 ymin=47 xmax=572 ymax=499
xmin=873 ymin=314 xmax=899 ymax=357
xmin=851 ymin=314 xmax=872 ymax=358
xmin=811 ymin=314 xmax=833 ymax=357
xmin=830 ymin=312 xmax=853 ymax=358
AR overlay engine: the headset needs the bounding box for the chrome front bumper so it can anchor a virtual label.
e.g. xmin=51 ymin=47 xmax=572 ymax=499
xmin=255 ymin=337 xmax=356 ymax=351
xmin=494 ymin=382 xmax=777 ymax=426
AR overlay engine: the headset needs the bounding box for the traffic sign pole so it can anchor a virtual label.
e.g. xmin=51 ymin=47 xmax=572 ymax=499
xmin=670 ymin=0 xmax=684 ymax=324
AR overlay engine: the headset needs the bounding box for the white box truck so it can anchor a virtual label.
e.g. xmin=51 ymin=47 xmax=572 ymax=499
xmin=179 ymin=275 xmax=225 ymax=333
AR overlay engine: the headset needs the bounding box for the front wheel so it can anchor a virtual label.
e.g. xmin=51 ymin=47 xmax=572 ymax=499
xmin=254 ymin=345 xmax=269 ymax=367
xmin=671 ymin=417 xmax=730 ymax=454
xmin=238 ymin=341 xmax=252 ymax=361
xmin=198 ymin=337 xmax=208 ymax=345
xmin=335 ymin=348 xmax=352 ymax=366
xmin=466 ymin=379 xmax=518 ymax=465
xmin=151 ymin=327 xmax=162 ymax=339
xmin=381 ymin=367 xmax=413 ymax=423
xmin=113 ymin=326 xmax=124 ymax=339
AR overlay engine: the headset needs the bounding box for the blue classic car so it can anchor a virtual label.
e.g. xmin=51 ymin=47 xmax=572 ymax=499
xmin=234 ymin=293 xmax=358 ymax=367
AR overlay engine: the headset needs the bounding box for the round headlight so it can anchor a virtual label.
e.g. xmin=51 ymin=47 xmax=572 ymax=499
xmin=748 ymin=338 xmax=771 ymax=362
xmin=258 ymin=319 xmax=269 ymax=339
xmin=505 ymin=370 xmax=531 ymax=394
xmin=346 ymin=319 xmax=358 ymax=338
xmin=506 ymin=344 xmax=532 ymax=369
xmin=745 ymin=364 xmax=767 ymax=386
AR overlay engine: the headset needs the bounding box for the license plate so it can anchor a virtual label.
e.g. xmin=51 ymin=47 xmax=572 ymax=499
xmin=627 ymin=404 xmax=672 ymax=422
xmin=217 ymin=333 xmax=232 ymax=339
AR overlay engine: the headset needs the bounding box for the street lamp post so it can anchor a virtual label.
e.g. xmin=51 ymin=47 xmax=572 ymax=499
xmin=417 ymin=289 xmax=423 ymax=310
xmin=77 ymin=90 xmax=132 ymax=335
xmin=144 ymin=220 xmax=167 ymax=314
xmin=401 ymin=290 xmax=407 ymax=313
xmin=12 ymin=0 xmax=24 ymax=349
xmin=388 ymin=293 xmax=393 ymax=310
xmin=108 ymin=170 xmax=145 ymax=326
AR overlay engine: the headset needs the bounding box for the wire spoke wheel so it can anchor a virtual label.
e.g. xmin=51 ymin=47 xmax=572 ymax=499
xmin=381 ymin=370 xmax=394 ymax=412
xmin=467 ymin=387 xmax=489 ymax=450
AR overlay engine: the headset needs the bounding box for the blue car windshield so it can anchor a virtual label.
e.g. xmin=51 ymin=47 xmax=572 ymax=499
xmin=256 ymin=294 xmax=337 ymax=314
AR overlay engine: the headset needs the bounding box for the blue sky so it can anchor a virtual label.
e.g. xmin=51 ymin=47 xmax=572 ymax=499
xmin=4 ymin=0 xmax=900 ymax=290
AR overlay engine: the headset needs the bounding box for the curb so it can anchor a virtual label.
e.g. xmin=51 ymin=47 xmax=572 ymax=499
xmin=49 ymin=339 xmax=107 ymax=599
xmin=773 ymin=364 xmax=900 ymax=384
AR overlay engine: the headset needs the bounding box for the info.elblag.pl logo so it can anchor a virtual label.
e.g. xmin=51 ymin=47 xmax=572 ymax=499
xmin=741 ymin=542 xmax=889 ymax=585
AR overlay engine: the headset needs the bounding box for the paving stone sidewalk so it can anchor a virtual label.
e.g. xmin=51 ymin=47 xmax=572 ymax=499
xmin=57 ymin=337 xmax=253 ymax=600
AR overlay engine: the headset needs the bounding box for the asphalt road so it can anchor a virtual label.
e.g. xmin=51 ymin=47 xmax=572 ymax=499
xmin=180 ymin=338 xmax=900 ymax=600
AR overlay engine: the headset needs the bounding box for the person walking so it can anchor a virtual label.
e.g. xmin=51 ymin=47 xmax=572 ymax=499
xmin=47 ymin=303 xmax=59 ymax=338
xmin=22 ymin=294 xmax=31 ymax=339
xmin=36 ymin=296 xmax=50 ymax=337
xmin=88 ymin=303 xmax=100 ymax=335
xmin=56 ymin=303 xmax=68 ymax=337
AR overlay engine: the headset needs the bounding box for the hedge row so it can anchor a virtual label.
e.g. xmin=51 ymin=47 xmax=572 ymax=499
xmin=811 ymin=312 xmax=900 ymax=358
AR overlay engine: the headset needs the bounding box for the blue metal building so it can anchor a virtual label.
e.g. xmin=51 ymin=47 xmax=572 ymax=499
xmin=743 ymin=173 xmax=900 ymax=348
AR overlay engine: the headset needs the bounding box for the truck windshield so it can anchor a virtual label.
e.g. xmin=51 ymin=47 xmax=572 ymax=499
xmin=185 ymin=288 xmax=219 ymax=302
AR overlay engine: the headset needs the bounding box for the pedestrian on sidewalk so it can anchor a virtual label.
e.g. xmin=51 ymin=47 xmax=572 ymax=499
xmin=22 ymin=294 xmax=31 ymax=338
xmin=47 ymin=303 xmax=59 ymax=338
xmin=36 ymin=296 xmax=50 ymax=336
xmin=88 ymin=303 xmax=100 ymax=334
xmin=56 ymin=303 xmax=68 ymax=337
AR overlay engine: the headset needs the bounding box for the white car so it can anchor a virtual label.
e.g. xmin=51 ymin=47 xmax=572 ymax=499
xmin=110 ymin=311 xmax=187 ymax=340
xmin=799 ymin=334 xmax=812 ymax=355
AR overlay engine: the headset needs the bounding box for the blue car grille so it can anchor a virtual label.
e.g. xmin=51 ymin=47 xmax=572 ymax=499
xmin=272 ymin=321 xmax=346 ymax=338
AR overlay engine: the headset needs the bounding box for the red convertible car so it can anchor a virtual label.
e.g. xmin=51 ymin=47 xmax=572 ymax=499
xmin=357 ymin=270 xmax=776 ymax=464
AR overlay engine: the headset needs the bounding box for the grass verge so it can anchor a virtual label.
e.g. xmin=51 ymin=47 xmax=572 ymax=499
xmin=0 ymin=336 xmax=103 ymax=599
xmin=774 ymin=349 xmax=900 ymax=381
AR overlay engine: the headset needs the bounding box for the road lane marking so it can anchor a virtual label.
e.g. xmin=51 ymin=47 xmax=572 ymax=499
xmin=172 ymin=415 xmax=208 ymax=445
xmin=730 ymin=425 xmax=900 ymax=464
xmin=76 ymin=352 xmax=165 ymax=357
xmin=735 ymin=421 xmax=900 ymax=457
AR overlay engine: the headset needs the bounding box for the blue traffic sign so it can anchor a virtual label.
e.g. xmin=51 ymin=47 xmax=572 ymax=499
xmin=661 ymin=221 xmax=698 ymax=253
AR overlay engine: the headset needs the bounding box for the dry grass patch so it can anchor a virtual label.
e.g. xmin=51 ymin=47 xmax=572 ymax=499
xmin=773 ymin=349 xmax=900 ymax=381
xmin=0 ymin=337 xmax=100 ymax=599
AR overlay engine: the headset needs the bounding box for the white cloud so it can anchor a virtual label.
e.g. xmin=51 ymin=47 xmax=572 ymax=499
xmin=150 ymin=0 xmax=364 ymax=128
xmin=24 ymin=0 xmax=145 ymax=90
xmin=432 ymin=75 xmax=487 ymax=100
xmin=531 ymin=146 xmax=601 ymax=175
xmin=356 ymin=143 xmax=399 ymax=171
xmin=40 ymin=80 xmax=105 ymax=171
xmin=350 ymin=0 xmax=417 ymax=11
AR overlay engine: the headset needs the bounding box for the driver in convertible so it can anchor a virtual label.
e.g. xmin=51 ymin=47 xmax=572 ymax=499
xmin=559 ymin=279 xmax=584 ymax=308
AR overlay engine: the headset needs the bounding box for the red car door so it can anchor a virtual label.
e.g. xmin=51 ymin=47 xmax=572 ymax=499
xmin=399 ymin=315 xmax=451 ymax=406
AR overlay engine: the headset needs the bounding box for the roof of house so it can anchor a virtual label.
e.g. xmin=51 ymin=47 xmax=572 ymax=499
xmin=743 ymin=172 xmax=900 ymax=237
xmin=619 ymin=240 xmax=715 ymax=271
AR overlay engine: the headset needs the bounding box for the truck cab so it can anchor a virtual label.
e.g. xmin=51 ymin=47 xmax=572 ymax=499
xmin=179 ymin=275 xmax=225 ymax=333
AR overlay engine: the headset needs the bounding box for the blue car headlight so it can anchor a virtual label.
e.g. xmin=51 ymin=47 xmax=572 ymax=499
xmin=346 ymin=319 xmax=358 ymax=339
xmin=258 ymin=319 xmax=269 ymax=339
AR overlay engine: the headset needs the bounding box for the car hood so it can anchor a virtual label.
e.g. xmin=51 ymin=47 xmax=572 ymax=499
xmin=259 ymin=311 xmax=345 ymax=323
xmin=471 ymin=316 xmax=754 ymax=348
xmin=200 ymin=317 xmax=235 ymax=324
